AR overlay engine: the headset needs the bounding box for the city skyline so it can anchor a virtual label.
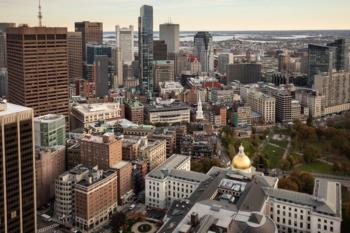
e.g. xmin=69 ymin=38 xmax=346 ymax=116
xmin=1 ymin=0 xmax=350 ymax=31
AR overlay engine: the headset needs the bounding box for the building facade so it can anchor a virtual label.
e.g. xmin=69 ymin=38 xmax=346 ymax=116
xmin=6 ymin=26 xmax=69 ymax=118
xmin=115 ymin=25 xmax=134 ymax=64
xmin=0 ymin=102 xmax=36 ymax=233
xmin=159 ymin=23 xmax=180 ymax=55
xmin=74 ymin=21 xmax=103 ymax=61
xmin=34 ymin=114 xmax=66 ymax=147
xmin=80 ymin=133 xmax=122 ymax=169
xmin=193 ymin=32 xmax=214 ymax=73
xmin=138 ymin=5 xmax=154 ymax=98
xmin=67 ymin=32 xmax=83 ymax=82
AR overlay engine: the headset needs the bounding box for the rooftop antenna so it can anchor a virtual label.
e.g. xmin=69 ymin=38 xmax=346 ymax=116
xmin=38 ymin=0 xmax=43 ymax=27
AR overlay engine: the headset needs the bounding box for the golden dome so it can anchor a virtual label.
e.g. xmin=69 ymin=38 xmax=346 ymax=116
xmin=232 ymin=144 xmax=251 ymax=170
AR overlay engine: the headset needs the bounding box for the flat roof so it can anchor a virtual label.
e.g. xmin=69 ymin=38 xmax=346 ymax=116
xmin=0 ymin=102 xmax=32 ymax=117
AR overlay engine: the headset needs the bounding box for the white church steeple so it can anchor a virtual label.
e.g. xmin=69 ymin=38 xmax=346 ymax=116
xmin=196 ymin=93 xmax=204 ymax=120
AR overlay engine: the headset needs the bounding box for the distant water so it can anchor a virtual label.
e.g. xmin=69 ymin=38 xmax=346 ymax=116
xmin=104 ymin=30 xmax=350 ymax=42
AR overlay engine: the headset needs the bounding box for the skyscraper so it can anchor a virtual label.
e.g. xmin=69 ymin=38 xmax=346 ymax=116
xmin=327 ymin=38 xmax=350 ymax=72
xmin=138 ymin=5 xmax=154 ymax=98
xmin=308 ymin=44 xmax=336 ymax=84
xmin=95 ymin=55 xmax=109 ymax=98
xmin=67 ymin=32 xmax=83 ymax=82
xmin=115 ymin=25 xmax=134 ymax=64
xmin=6 ymin=26 xmax=69 ymax=118
xmin=113 ymin=47 xmax=123 ymax=88
xmin=226 ymin=63 xmax=262 ymax=84
xmin=74 ymin=21 xmax=103 ymax=61
xmin=194 ymin=32 xmax=214 ymax=73
xmin=0 ymin=23 xmax=15 ymax=68
xmin=159 ymin=23 xmax=180 ymax=55
xmin=153 ymin=40 xmax=168 ymax=60
xmin=0 ymin=101 xmax=36 ymax=233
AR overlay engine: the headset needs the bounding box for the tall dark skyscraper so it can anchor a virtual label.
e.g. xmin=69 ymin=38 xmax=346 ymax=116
xmin=308 ymin=44 xmax=336 ymax=84
xmin=6 ymin=26 xmax=69 ymax=118
xmin=0 ymin=101 xmax=36 ymax=233
xmin=74 ymin=21 xmax=103 ymax=61
xmin=327 ymin=38 xmax=350 ymax=72
xmin=194 ymin=32 xmax=214 ymax=73
xmin=138 ymin=5 xmax=154 ymax=98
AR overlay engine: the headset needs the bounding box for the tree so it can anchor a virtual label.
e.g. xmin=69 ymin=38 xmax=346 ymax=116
xmin=299 ymin=172 xmax=315 ymax=194
xmin=111 ymin=212 xmax=126 ymax=233
xmin=278 ymin=177 xmax=299 ymax=192
xmin=303 ymin=145 xmax=320 ymax=163
xmin=306 ymin=111 xmax=313 ymax=127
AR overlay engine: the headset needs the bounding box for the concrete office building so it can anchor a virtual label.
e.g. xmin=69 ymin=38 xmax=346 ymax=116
xmin=145 ymin=154 xmax=210 ymax=209
xmin=6 ymin=26 xmax=69 ymax=118
xmin=80 ymin=133 xmax=122 ymax=169
xmin=159 ymin=23 xmax=180 ymax=55
xmin=0 ymin=101 xmax=36 ymax=233
xmin=141 ymin=139 xmax=167 ymax=170
xmin=295 ymin=90 xmax=323 ymax=118
xmin=113 ymin=47 xmax=123 ymax=87
xmin=54 ymin=165 xmax=90 ymax=223
xmin=226 ymin=63 xmax=262 ymax=84
xmin=194 ymin=32 xmax=214 ymax=73
xmin=138 ymin=5 xmax=154 ymax=98
xmin=153 ymin=40 xmax=168 ymax=60
xmin=145 ymin=101 xmax=191 ymax=124
xmin=35 ymin=146 xmax=66 ymax=208
xmin=115 ymin=25 xmax=134 ymax=64
xmin=75 ymin=21 xmax=103 ymax=60
xmin=314 ymin=71 xmax=350 ymax=115
xmin=275 ymin=91 xmax=292 ymax=123
xmin=94 ymin=55 xmax=109 ymax=98
xmin=153 ymin=60 xmax=175 ymax=87
xmin=247 ymin=91 xmax=276 ymax=124
xmin=314 ymin=71 xmax=350 ymax=108
xmin=67 ymin=32 xmax=83 ymax=82
xmin=34 ymin=114 xmax=66 ymax=147
xmin=70 ymin=102 xmax=122 ymax=129
xmin=218 ymin=53 xmax=234 ymax=75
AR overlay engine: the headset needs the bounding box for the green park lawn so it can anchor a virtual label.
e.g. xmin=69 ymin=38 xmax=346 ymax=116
xmin=262 ymin=144 xmax=285 ymax=168
xmin=300 ymin=161 xmax=350 ymax=176
xmin=269 ymin=139 xmax=289 ymax=148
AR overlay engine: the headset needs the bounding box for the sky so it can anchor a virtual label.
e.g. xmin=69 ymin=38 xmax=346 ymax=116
xmin=1 ymin=0 xmax=350 ymax=31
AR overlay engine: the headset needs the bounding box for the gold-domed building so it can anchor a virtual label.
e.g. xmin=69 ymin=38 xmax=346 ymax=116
xmin=231 ymin=144 xmax=253 ymax=174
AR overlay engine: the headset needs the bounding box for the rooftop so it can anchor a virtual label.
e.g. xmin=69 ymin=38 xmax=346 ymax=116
xmin=73 ymin=103 xmax=121 ymax=115
xmin=147 ymin=154 xmax=189 ymax=179
xmin=0 ymin=101 xmax=32 ymax=117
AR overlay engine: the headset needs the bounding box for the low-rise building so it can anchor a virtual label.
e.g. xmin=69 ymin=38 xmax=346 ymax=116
xmin=112 ymin=161 xmax=134 ymax=205
xmin=71 ymin=103 xmax=123 ymax=129
xmin=145 ymin=154 xmax=210 ymax=209
xmin=141 ymin=139 xmax=167 ymax=170
xmin=80 ymin=133 xmax=122 ymax=169
xmin=74 ymin=168 xmax=118 ymax=231
xmin=125 ymin=99 xmax=144 ymax=124
xmin=145 ymin=99 xmax=190 ymax=124
xmin=34 ymin=114 xmax=66 ymax=147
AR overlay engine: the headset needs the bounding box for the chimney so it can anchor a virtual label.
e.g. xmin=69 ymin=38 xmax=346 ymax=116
xmin=191 ymin=212 xmax=199 ymax=227
xmin=0 ymin=99 xmax=7 ymax=111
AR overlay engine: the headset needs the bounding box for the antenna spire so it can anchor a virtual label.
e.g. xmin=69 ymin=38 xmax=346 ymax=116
xmin=38 ymin=0 xmax=43 ymax=27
